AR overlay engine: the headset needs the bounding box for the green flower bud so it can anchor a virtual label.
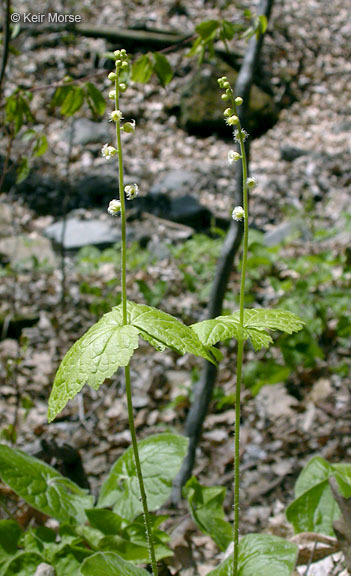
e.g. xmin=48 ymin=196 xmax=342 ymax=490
xmin=108 ymin=72 xmax=117 ymax=81
xmin=122 ymin=120 xmax=136 ymax=133
xmin=221 ymin=93 xmax=229 ymax=101
xmin=119 ymin=83 xmax=127 ymax=92
xmin=223 ymin=108 xmax=233 ymax=117
xmin=121 ymin=61 xmax=129 ymax=69
xmin=235 ymin=96 xmax=243 ymax=105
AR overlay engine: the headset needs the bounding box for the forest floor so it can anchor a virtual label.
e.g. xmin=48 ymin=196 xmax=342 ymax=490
xmin=0 ymin=0 xmax=351 ymax=574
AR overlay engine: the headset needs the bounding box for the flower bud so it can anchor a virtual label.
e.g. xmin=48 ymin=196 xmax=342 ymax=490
xmin=114 ymin=50 xmax=121 ymax=59
xmin=246 ymin=177 xmax=257 ymax=188
xmin=109 ymin=90 xmax=116 ymax=100
xmin=226 ymin=115 xmax=239 ymax=126
xmin=122 ymin=120 xmax=136 ymax=133
xmin=221 ymin=93 xmax=229 ymax=101
xmin=121 ymin=61 xmax=129 ymax=69
xmin=223 ymin=108 xmax=233 ymax=117
xmin=223 ymin=81 xmax=230 ymax=89
xmin=228 ymin=150 xmax=241 ymax=164
xmin=232 ymin=206 xmax=245 ymax=221
xmin=235 ymin=96 xmax=243 ymax=105
xmin=119 ymin=83 xmax=127 ymax=92
xmin=108 ymin=72 xmax=117 ymax=81
xmin=108 ymin=199 xmax=121 ymax=215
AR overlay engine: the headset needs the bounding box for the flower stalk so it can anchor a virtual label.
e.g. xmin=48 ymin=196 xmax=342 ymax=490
xmin=219 ymin=77 xmax=251 ymax=575
xmin=110 ymin=50 xmax=158 ymax=576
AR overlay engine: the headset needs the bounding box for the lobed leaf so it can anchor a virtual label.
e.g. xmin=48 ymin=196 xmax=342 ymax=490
xmin=85 ymin=82 xmax=106 ymax=116
xmin=152 ymin=53 xmax=173 ymax=87
xmin=125 ymin=300 xmax=218 ymax=364
xmin=0 ymin=445 xmax=93 ymax=524
xmin=207 ymin=534 xmax=298 ymax=576
xmin=97 ymin=433 xmax=188 ymax=521
xmin=191 ymin=308 xmax=304 ymax=351
xmin=48 ymin=310 xmax=139 ymax=422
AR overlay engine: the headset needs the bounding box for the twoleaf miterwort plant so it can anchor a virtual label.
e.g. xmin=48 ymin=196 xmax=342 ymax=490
xmin=189 ymin=76 xmax=305 ymax=575
xmin=46 ymin=49 xmax=217 ymax=575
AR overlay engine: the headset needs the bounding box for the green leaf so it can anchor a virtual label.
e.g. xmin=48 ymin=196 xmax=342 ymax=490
xmin=243 ymin=309 xmax=305 ymax=334
xmin=85 ymin=82 xmax=106 ymax=116
xmin=244 ymin=360 xmax=291 ymax=396
xmin=85 ymin=509 xmax=126 ymax=535
xmin=152 ymin=53 xmax=173 ymax=87
xmin=195 ymin=19 xmax=220 ymax=40
xmin=0 ymin=520 xmax=21 ymax=558
xmin=48 ymin=310 xmax=139 ymax=422
xmin=286 ymin=457 xmax=351 ymax=535
xmin=184 ymin=477 xmax=232 ymax=551
xmin=60 ymin=86 xmax=85 ymax=116
xmin=258 ymin=14 xmax=268 ymax=34
xmin=131 ymin=54 xmax=153 ymax=84
xmin=98 ymin=433 xmax=188 ymax=521
xmin=32 ymin=133 xmax=48 ymax=158
xmin=207 ymin=534 xmax=297 ymax=576
xmin=0 ymin=445 xmax=93 ymax=523
xmin=80 ymin=552 xmax=150 ymax=576
xmin=0 ymin=552 xmax=44 ymax=576
xmin=51 ymin=544 xmax=92 ymax=575
xmin=16 ymin=157 xmax=30 ymax=184
xmin=191 ymin=308 xmax=304 ymax=351
xmin=126 ymin=301 xmax=217 ymax=364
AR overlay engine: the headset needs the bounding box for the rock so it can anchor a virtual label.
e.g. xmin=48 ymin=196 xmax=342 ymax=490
xmin=15 ymin=172 xmax=68 ymax=216
xmin=0 ymin=234 xmax=57 ymax=269
xmin=150 ymin=169 xmax=198 ymax=195
xmin=179 ymin=63 xmax=279 ymax=138
xmin=0 ymin=313 xmax=40 ymax=339
xmin=34 ymin=564 xmax=55 ymax=576
xmin=280 ymin=144 xmax=309 ymax=162
xmin=67 ymin=118 xmax=110 ymax=146
xmin=263 ymin=220 xmax=302 ymax=247
xmin=44 ymin=215 xmax=126 ymax=250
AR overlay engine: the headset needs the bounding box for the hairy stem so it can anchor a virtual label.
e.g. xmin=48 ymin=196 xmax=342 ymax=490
xmin=231 ymin=98 xmax=249 ymax=576
xmin=115 ymin=77 xmax=158 ymax=576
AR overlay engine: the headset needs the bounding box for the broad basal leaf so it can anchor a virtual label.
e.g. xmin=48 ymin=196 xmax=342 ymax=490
xmin=48 ymin=309 xmax=139 ymax=422
xmin=80 ymin=552 xmax=149 ymax=576
xmin=184 ymin=477 xmax=232 ymax=551
xmin=125 ymin=301 xmax=217 ymax=364
xmin=207 ymin=534 xmax=298 ymax=576
xmin=286 ymin=456 xmax=351 ymax=535
xmin=97 ymin=433 xmax=188 ymax=521
xmin=0 ymin=552 xmax=45 ymax=576
xmin=0 ymin=445 xmax=93 ymax=524
xmin=191 ymin=308 xmax=304 ymax=351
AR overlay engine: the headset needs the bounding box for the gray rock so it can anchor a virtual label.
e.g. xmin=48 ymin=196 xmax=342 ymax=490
xmin=34 ymin=564 xmax=55 ymax=576
xmin=0 ymin=203 xmax=13 ymax=237
xmin=0 ymin=234 xmax=57 ymax=269
xmin=263 ymin=221 xmax=301 ymax=247
xmin=44 ymin=216 xmax=126 ymax=250
xmin=67 ymin=118 xmax=110 ymax=146
xmin=280 ymin=144 xmax=309 ymax=162
xmin=150 ymin=170 xmax=198 ymax=195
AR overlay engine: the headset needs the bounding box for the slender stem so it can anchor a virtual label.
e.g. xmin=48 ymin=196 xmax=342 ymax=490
xmin=231 ymin=96 xmax=249 ymax=576
xmin=124 ymin=365 xmax=158 ymax=573
xmin=114 ymin=73 xmax=158 ymax=576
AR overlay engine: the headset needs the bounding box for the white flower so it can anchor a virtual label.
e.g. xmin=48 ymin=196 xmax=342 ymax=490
xmin=101 ymin=143 xmax=117 ymax=160
xmin=108 ymin=90 xmax=116 ymax=100
xmin=246 ymin=177 xmax=257 ymax=188
xmin=232 ymin=206 xmax=245 ymax=221
xmin=124 ymin=183 xmax=139 ymax=200
xmin=228 ymin=150 xmax=241 ymax=164
xmin=234 ymin=128 xmax=249 ymax=143
xmin=109 ymin=109 xmax=123 ymax=122
xmin=107 ymin=199 xmax=121 ymax=215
